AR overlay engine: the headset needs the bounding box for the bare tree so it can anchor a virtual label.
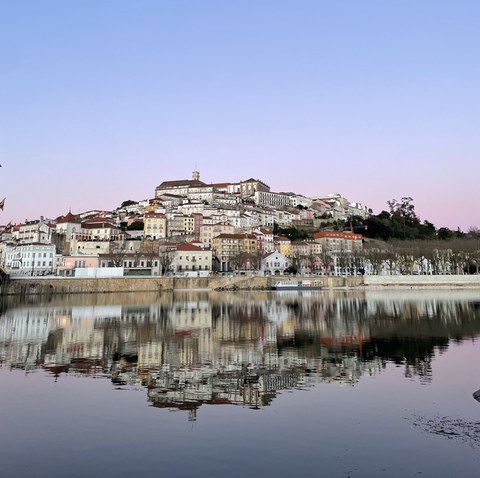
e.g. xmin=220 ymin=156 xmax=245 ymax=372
xmin=108 ymin=242 xmax=129 ymax=267
xmin=159 ymin=245 xmax=176 ymax=275
xmin=393 ymin=242 xmax=416 ymax=275
xmin=364 ymin=248 xmax=389 ymax=275
xmin=318 ymin=247 xmax=333 ymax=275
xmin=335 ymin=244 xmax=351 ymax=276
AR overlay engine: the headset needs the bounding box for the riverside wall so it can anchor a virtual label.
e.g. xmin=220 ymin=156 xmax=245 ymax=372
xmin=5 ymin=275 xmax=361 ymax=296
xmin=4 ymin=274 xmax=480 ymax=297
xmin=364 ymin=275 xmax=480 ymax=287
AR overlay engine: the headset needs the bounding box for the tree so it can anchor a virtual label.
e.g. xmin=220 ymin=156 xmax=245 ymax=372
xmin=437 ymin=227 xmax=454 ymax=240
xmin=120 ymin=200 xmax=137 ymax=208
xmin=159 ymin=246 xmax=176 ymax=275
xmin=364 ymin=248 xmax=389 ymax=275
xmin=351 ymin=246 xmax=366 ymax=275
xmin=108 ymin=243 xmax=129 ymax=267
xmin=127 ymin=221 xmax=144 ymax=231
xmin=318 ymin=247 xmax=333 ymax=275
xmin=229 ymin=252 xmax=258 ymax=272
xmin=365 ymin=214 xmax=393 ymax=241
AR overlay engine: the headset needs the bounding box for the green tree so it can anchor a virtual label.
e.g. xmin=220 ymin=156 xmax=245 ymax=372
xmin=120 ymin=200 xmax=136 ymax=208
xmin=127 ymin=221 xmax=144 ymax=231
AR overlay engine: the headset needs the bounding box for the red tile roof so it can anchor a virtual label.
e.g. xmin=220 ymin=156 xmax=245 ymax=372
xmin=176 ymin=243 xmax=203 ymax=251
xmin=57 ymin=212 xmax=80 ymax=224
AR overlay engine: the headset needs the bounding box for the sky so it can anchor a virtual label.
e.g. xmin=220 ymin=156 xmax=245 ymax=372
xmin=1 ymin=0 xmax=479 ymax=231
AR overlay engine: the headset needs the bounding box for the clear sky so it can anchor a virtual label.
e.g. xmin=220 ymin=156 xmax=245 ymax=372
xmin=1 ymin=0 xmax=479 ymax=230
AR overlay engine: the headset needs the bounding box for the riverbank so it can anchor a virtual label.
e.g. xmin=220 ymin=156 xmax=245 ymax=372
xmin=4 ymin=274 xmax=480 ymax=296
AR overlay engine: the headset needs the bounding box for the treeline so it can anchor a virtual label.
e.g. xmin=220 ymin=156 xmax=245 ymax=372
xmin=338 ymin=197 xmax=477 ymax=242
xmin=363 ymin=238 xmax=480 ymax=275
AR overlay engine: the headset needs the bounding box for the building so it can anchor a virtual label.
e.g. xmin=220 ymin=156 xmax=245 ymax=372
xmin=80 ymin=218 xmax=122 ymax=241
xmin=144 ymin=212 xmax=168 ymax=240
xmin=199 ymin=222 xmax=235 ymax=249
xmin=312 ymin=231 xmax=363 ymax=253
xmin=212 ymin=233 xmax=258 ymax=272
xmin=98 ymin=252 xmax=161 ymax=275
xmin=57 ymin=254 xmax=99 ymax=276
xmin=155 ymin=170 xmax=207 ymax=198
xmin=55 ymin=211 xmax=81 ymax=239
xmin=252 ymin=228 xmax=275 ymax=253
xmin=171 ymin=243 xmax=213 ymax=275
xmin=239 ymin=178 xmax=270 ymax=198
xmin=18 ymin=218 xmax=54 ymax=244
xmin=254 ymin=190 xmax=291 ymax=208
xmin=313 ymin=231 xmax=364 ymax=275
xmin=274 ymin=236 xmax=292 ymax=257
xmin=3 ymin=243 xmax=56 ymax=276
xmin=261 ymin=251 xmax=291 ymax=276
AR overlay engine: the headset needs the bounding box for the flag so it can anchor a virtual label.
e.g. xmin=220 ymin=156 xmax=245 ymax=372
xmin=0 ymin=198 xmax=5 ymax=211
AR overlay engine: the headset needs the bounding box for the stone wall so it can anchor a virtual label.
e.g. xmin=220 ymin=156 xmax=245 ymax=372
xmin=364 ymin=275 xmax=480 ymax=287
xmin=7 ymin=277 xmax=172 ymax=296
xmin=5 ymin=274 xmax=480 ymax=297
xmin=5 ymin=275 xmax=362 ymax=296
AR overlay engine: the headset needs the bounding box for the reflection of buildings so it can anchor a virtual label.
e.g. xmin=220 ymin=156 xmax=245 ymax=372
xmin=1 ymin=292 xmax=480 ymax=418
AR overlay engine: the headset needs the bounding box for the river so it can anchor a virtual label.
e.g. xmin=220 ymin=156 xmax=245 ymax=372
xmin=0 ymin=289 xmax=479 ymax=477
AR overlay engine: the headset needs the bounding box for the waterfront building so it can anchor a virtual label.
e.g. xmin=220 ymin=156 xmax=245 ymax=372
xmin=98 ymin=251 xmax=161 ymax=275
xmin=56 ymin=254 xmax=99 ymax=276
xmin=3 ymin=243 xmax=56 ymax=276
xmin=260 ymin=251 xmax=291 ymax=275
xmin=171 ymin=243 xmax=212 ymax=275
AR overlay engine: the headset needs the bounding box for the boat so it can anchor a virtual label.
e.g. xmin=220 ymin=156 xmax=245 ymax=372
xmin=272 ymin=279 xmax=323 ymax=291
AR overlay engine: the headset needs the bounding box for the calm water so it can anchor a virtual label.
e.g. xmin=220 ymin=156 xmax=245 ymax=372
xmin=1 ymin=289 xmax=479 ymax=478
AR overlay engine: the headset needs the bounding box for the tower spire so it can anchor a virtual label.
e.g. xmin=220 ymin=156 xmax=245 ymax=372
xmin=192 ymin=166 xmax=200 ymax=181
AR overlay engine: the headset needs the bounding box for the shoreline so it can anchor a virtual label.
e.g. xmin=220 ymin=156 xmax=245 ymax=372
xmin=3 ymin=274 xmax=480 ymax=296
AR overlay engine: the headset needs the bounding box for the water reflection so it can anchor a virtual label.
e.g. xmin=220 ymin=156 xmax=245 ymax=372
xmin=1 ymin=290 xmax=480 ymax=418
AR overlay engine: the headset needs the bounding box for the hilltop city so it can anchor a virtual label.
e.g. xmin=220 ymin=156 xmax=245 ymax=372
xmin=1 ymin=171 xmax=478 ymax=277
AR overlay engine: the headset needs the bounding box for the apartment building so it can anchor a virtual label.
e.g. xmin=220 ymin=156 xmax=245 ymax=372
xmin=3 ymin=243 xmax=56 ymax=276
xmin=199 ymin=222 xmax=235 ymax=248
xmin=312 ymin=231 xmax=363 ymax=253
xmin=18 ymin=218 xmax=53 ymax=244
xmin=212 ymin=233 xmax=258 ymax=271
xmin=171 ymin=243 xmax=213 ymax=274
xmin=144 ymin=212 xmax=167 ymax=239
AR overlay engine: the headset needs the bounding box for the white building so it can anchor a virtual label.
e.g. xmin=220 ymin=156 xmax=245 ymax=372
xmin=261 ymin=251 xmax=291 ymax=276
xmin=171 ymin=243 xmax=213 ymax=275
xmin=254 ymin=190 xmax=291 ymax=208
xmin=18 ymin=218 xmax=54 ymax=244
xmin=3 ymin=243 xmax=56 ymax=276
